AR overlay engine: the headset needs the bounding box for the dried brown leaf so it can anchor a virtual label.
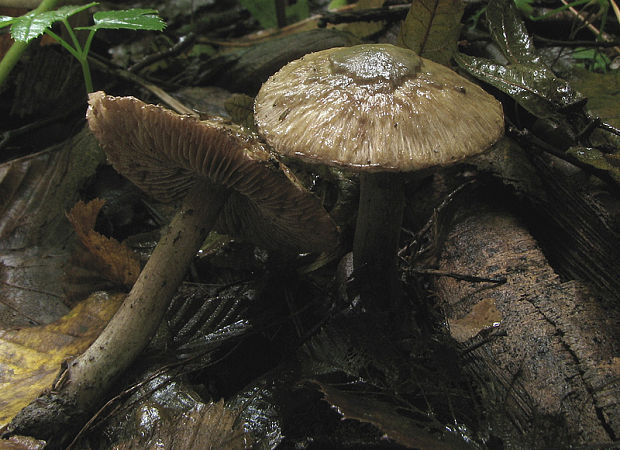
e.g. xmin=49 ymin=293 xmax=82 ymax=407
xmin=313 ymin=381 xmax=463 ymax=449
xmin=66 ymin=199 xmax=140 ymax=289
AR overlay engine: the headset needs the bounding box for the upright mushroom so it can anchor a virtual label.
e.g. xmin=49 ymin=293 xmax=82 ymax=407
xmin=64 ymin=92 xmax=338 ymax=415
xmin=255 ymin=43 xmax=504 ymax=306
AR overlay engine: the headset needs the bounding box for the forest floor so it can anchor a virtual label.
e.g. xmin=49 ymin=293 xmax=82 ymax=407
xmin=0 ymin=0 xmax=619 ymax=448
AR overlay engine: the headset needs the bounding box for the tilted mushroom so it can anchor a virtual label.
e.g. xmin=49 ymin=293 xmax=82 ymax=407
xmin=64 ymin=91 xmax=338 ymax=413
xmin=255 ymin=43 xmax=504 ymax=305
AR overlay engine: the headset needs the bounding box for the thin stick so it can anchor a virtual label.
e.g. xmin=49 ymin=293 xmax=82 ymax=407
xmin=560 ymin=0 xmax=620 ymax=55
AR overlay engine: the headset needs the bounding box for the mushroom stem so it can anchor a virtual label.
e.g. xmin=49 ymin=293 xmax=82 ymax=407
xmin=67 ymin=179 xmax=230 ymax=410
xmin=353 ymin=172 xmax=405 ymax=308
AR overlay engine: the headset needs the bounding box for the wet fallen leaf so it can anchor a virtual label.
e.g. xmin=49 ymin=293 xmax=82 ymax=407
xmin=112 ymin=399 xmax=253 ymax=449
xmin=0 ymin=292 xmax=125 ymax=427
xmin=567 ymin=147 xmax=620 ymax=185
xmin=398 ymin=0 xmax=464 ymax=65
xmin=312 ymin=381 xmax=464 ymax=449
xmin=454 ymin=53 xmax=582 ymax=119
xmin=454 ymin=0 xmax=583 ymax=119
xmin=448 ymin=297 xmax=502 ymax=342
xmin=224 ymin=93 xmax=255 ymax=131
xmin=0 ymin=249 xmax=70 ymax=328
xmin=0 ymin=128 xmax=104 ymax=327
xmin=485 ymin=0 xmax=538 ymax=65
xmin=340 ymin=0 xmax=385 ymax=39
xmin=66 ymin=199 xmax=141 ymax=289
xmin=0 ymin=434 xmax=46 ymax=449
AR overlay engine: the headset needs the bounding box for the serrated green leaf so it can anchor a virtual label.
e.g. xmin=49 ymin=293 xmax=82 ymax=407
xmin=397 ymin=0 xmax=464 ymax=65
xmin=9 ymin=3 xmax=97 ymax=42
xmin=82 ymin=9 xmax=165 ymax=31
xmin=454 ymin=52 xmax=583 ymax=118
xmin=486 ymin=0 xmax=537 ymax=64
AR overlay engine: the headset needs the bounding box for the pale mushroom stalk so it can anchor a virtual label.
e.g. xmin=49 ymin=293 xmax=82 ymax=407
xmin=353 ymin=172 xmax=405 ymax=305
xmin=68 ymin=180 xmax=229 ymax=410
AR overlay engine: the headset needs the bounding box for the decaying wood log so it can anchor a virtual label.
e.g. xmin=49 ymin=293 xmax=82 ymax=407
xmin=434 ymin=202 xmax=619 ymax=448
xmin=473 ymin=140 xmax=620 ymax=302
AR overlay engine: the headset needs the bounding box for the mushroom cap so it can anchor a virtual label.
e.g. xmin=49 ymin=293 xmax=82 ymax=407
xmin=254 ymin=44 xmax=504 ymax=172
xmin=87 ymin=91 xmax=338 ymax=253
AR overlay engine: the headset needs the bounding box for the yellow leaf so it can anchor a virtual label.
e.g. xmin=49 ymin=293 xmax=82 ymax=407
xmin=0 ymin=292 xmax=125 ymax=427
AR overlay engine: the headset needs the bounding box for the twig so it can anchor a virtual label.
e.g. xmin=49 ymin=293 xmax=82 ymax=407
xmin=128 ymin=33 xmax=196 ymax=74
xmin=533 ymin=35 xmax=620 ymax=48
xmin=87 ymin=55 xmax=199 ymax=117
xmin=612 ymin=0 xmax=620 ymax=24
xmin=0 ymin=106 xmax=79 ymax=152
xmin=399 ymin=180 xmax=476 ymax=260
xmin=559 ymin=0 xmax=620 ymax=55
xmin=507 ymin=123 xmax=620 ymax=191
xmin=318 ymin=4 xmax=410 ymax=28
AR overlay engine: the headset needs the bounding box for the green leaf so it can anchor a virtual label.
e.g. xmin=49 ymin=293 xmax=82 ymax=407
xmin=513 ymin=0 xmax=534 ymax=15
xmin=454 ymin=53 xmax=583 ymax=118
xmin=571 ymin=47 xmax=611 ymax=72
xmin=397 ymin=0 xmax=464 ymax=65
xmin=328 ymin=0 xmax=348 ymax=9
xmin=9 ymin=3 xmax=98 ymax=42
xmin=238 ymin=0 xmax=309 ymax=29
xmin=81 ymin=9 xmax=166 ymax=31
xmin=238 ymin=0 xmax=277 ymax=29
xmin=486 ymin=0 xmax=538 ymax=64
xmin=286 ymin=0 xmax=309 ymax=24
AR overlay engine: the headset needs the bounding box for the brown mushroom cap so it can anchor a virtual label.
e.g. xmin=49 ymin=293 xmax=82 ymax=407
xmin=87 ymin=91 xmax=338 ymax=253
xmin=254 ymin=44 xmax=504 ymax=172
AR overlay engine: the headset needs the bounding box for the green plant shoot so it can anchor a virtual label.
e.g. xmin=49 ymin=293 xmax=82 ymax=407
xmin=0 ymin=3 xmax=165 ymax=93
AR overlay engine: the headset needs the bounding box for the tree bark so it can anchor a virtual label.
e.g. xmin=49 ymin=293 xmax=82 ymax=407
xmin=434 ymin=201 xmax=619 ymax=448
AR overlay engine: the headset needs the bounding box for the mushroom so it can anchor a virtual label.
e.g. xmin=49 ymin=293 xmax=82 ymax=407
xmin=64 ymin=91 xmax=338 ymax=413
xmin=254 ymin=43 xmax=504 ymax=306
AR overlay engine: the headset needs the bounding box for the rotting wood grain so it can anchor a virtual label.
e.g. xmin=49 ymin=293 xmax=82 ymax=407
xmin=434 ymin=202 xmax=619 ymax=448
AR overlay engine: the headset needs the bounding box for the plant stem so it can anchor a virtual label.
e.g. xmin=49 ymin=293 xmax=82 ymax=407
xmin=61 ymin=18 xmax=93 ymax=93
xmin=44 ymin=25 xmax=94 ymax=93
xmin=353 ymin=172 xmax=405 ymax=309
xmin=0 ymin=0 xmax=62 ymax=88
